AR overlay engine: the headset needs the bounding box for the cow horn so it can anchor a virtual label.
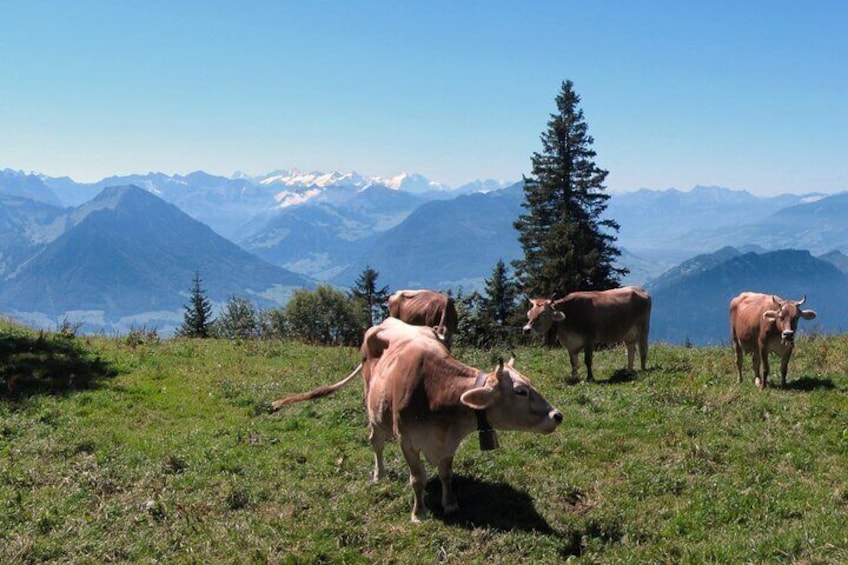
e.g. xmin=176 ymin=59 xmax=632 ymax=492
xmin=772 ymin=295 xmax=784 ymax=307
xmin=797 ymin=294 xmax=806 ymax=306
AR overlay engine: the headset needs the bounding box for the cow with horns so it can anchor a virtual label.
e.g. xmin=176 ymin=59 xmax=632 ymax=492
xmin=522 ymin=286 xmax=652 ymax=382
xmin=270 ymin=317 xmax=562 ymax=522
xmin=730 ymin=292 xmax=817 ymax=389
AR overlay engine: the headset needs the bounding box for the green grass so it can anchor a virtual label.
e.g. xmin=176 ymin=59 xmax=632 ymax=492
xmin=2 ymin=319 xmax=848 ymax=563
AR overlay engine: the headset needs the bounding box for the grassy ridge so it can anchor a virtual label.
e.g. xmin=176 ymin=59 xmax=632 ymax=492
xmin=2 ymin=321 xmax=848 ymax=563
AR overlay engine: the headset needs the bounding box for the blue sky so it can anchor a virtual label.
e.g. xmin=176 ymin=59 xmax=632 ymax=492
xmin=3 ymin=1 xmax=847 ymax=194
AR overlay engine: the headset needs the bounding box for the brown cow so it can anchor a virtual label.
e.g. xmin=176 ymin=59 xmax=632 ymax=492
xmin=271 ymin=317 xmax=562 ymax=522
xmin=523 ymin=286 xmax=652 ymax=382
xmin=730 ymin=292 xmax=817 ymax=389
xmin=387 ymin=289 xmax=458 ymax=347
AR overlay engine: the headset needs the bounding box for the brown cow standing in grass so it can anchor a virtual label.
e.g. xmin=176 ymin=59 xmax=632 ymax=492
xmin=387 ymin=289 xmax=458 ymax=347
xmin=523 ymin=286 xmax=652 ymax=382
xmin=271 ymin=317 xmax=562 ymax=522
xmin=730 ymin=292 xmax=817 ymax=389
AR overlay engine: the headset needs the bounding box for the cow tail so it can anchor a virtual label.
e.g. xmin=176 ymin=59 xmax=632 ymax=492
xmin=436 ymin=296 xmax=451 ymax=337
xmin=439 ymin=299 xmax=448 ymax=329
xmin=270 ymin=363 xmax=363 ymax=411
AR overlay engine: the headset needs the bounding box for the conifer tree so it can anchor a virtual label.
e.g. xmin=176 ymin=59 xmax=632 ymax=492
xmin=482 ymin=259 xmax=520 ymax=328
xmin=513 ymin=80 xmax=626 ymax=297
xmin=178 ymin=271 xmax=214 ymax=338
xmin=349 ymin=265 xmax=390 ymax=327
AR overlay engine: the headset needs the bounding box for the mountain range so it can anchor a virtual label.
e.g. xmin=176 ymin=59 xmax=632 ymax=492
xmin=646 ymin=247 xmax=848 ymax=344
xmin=0 ymin=182 xmax=308 ymax=334
xmin=2 ymin=167 xmax=847 ymax=342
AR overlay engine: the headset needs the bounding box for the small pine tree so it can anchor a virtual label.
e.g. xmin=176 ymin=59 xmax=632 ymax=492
xmin=482 ymin=259 xmax=521 ymax=328
xmin=350 ymin=266 xmax=390 ymax=327
xmin=178 ymin=271 xmax=214 ymax=338
xmin=513 ymin=79 xmax=627 ymax=297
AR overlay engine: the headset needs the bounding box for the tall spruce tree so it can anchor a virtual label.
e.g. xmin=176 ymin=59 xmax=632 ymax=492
xmin=178 ymin=271 xmax=214 ymax=338
xmin=513 ymin=80 xmax=626 ymax=297
xmin=349 ymin=265 xmax=390 ymax=327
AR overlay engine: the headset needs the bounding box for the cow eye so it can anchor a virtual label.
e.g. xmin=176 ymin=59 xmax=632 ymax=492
xmin=515 ymin=386 xmax=529 ymax=397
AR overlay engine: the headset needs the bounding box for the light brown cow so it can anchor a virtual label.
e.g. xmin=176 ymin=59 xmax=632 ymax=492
xmin=730 ymin=292 xmax=817 ymax=389
xmin=523 ymin=286 xmax=652 ymax=382
xmin=271 ymin=317 xmax=562 ymax=522
xmin=387 ymin=289 xmax=458 ymax=347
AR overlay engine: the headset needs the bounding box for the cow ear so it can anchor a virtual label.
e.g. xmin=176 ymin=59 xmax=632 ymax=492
xmin=460 ymin=384 xmax=498 ymax=410
xmin=800 ymin=309 xmax=817 ymax=320
xmin=763 ymin=310 xmax=778 ymax=320
xmin=552 ymin=310 xmax=566 ymax=322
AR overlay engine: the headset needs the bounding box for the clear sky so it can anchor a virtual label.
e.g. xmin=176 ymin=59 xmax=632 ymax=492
xmin=3 ymin=1 xmax=847 ymax=195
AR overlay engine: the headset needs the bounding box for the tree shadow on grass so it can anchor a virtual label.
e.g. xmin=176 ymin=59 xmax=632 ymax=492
xmin=0 ymin=330 xmax=117 ymax=400
xmin=425 ymin=475 xmax=584 ymax=558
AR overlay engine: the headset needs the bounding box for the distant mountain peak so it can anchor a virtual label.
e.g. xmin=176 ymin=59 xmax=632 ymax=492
xmin=257 ymin=170 xmax=370 ymax=189
xmin=378 ymin=172 xmax=449 ymax=194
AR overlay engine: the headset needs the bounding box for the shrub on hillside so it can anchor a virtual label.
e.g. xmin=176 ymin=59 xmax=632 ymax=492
xmin=282 ymin=285 xmax=368 ymax=346
xmin=212 ymin=296 xmax=261 ymax=340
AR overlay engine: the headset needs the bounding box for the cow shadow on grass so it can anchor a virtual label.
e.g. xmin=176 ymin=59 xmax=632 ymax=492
xmin=597 ymin=368 xmax=638 ymax=385
xmin=0 ymin=330 xmax=117 ymax=399
xmin=425 ymin=475 xmax=584 ymax=557
xmin=783 ymin=376 xmax=837 ymax=392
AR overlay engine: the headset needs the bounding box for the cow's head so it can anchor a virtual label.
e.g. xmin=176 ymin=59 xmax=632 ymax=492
xmin=460 ymin=357 xmax=562 ymax=434
xmin=522 ymin=298 xmax=565 ymax=336
xmin=762 ymin=295 xmax=817 ymax=347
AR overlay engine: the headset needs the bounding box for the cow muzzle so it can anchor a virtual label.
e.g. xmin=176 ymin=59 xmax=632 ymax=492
xmin=540 ymin=409 xmax=563 ymax=433
xmin=522 ymin=324 xmax=534 ymax=336
xmin=781 ymin=330 xmax=795 ymax=346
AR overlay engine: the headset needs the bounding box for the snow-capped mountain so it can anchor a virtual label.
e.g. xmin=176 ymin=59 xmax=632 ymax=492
xmin=379 ymin=172 xmax=450 ymax=194
xmin=249 ymin=169 xmax=451 ymax=193
xmin=245 ymin=169 xmax=454 ymax=209
xmin=257 ymin=170 xmax=372 ymax=189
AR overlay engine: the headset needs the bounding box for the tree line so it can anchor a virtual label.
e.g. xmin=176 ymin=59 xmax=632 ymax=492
xmin=180 ymin=80 xmax=624 ymax=348
xmin=177 ymin=261 xmax=526 ymax=348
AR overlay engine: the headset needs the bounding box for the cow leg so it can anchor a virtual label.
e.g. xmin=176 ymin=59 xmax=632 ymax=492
xmin=757 ymin=347 xmax=770 ymax=389
xmin=568 ymin=350 xmax=580 ymax=381
xmin=734 ymin=341 xmax=744 ymax=383
xmin=584 ymin=346 xmax=595 ymax=382
xmin=438 ymin=456 xmax=458 ymax=514
xmin=638 ymin=335 xmax=649 ymax=371
xmin=625 ymin=341 xmax=636 ymax=372
xmin=750 ymin=350 xmax=762 ymax=387
xmin=780 ymin=355 xmax=791 ymax=388
xmin=400 ymin=440 xmax=429 ymax=522
xmin=369 ymin=424 xmax=387 ymax=482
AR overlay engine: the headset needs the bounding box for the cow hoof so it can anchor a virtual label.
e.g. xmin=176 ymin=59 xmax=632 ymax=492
xmin=755 ymin=377 xmax=767 ymax=389
xmin=411 ymin=509 xmax=430 ymax=523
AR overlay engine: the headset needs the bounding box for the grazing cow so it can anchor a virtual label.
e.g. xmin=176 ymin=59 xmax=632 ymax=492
xmin=729 ymin=292 xmax=817 ymax=389
xmin=523 ymin=286 xmax=652 ymax=382
xmin=271 ymin=317 xmax=562 ymax=522
xmin=387 ymin=289 xmax=458 ymax=347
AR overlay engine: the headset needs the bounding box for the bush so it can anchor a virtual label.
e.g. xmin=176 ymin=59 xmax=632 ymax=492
xmin=212 ymin=296 xmax=260 ymax=340
xmin=283 ymin=285 xmax=368 ymax=346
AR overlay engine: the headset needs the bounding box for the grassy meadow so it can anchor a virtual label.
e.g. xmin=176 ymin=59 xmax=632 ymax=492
xmin=2 ymin=318 xmax=848 ymax=563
